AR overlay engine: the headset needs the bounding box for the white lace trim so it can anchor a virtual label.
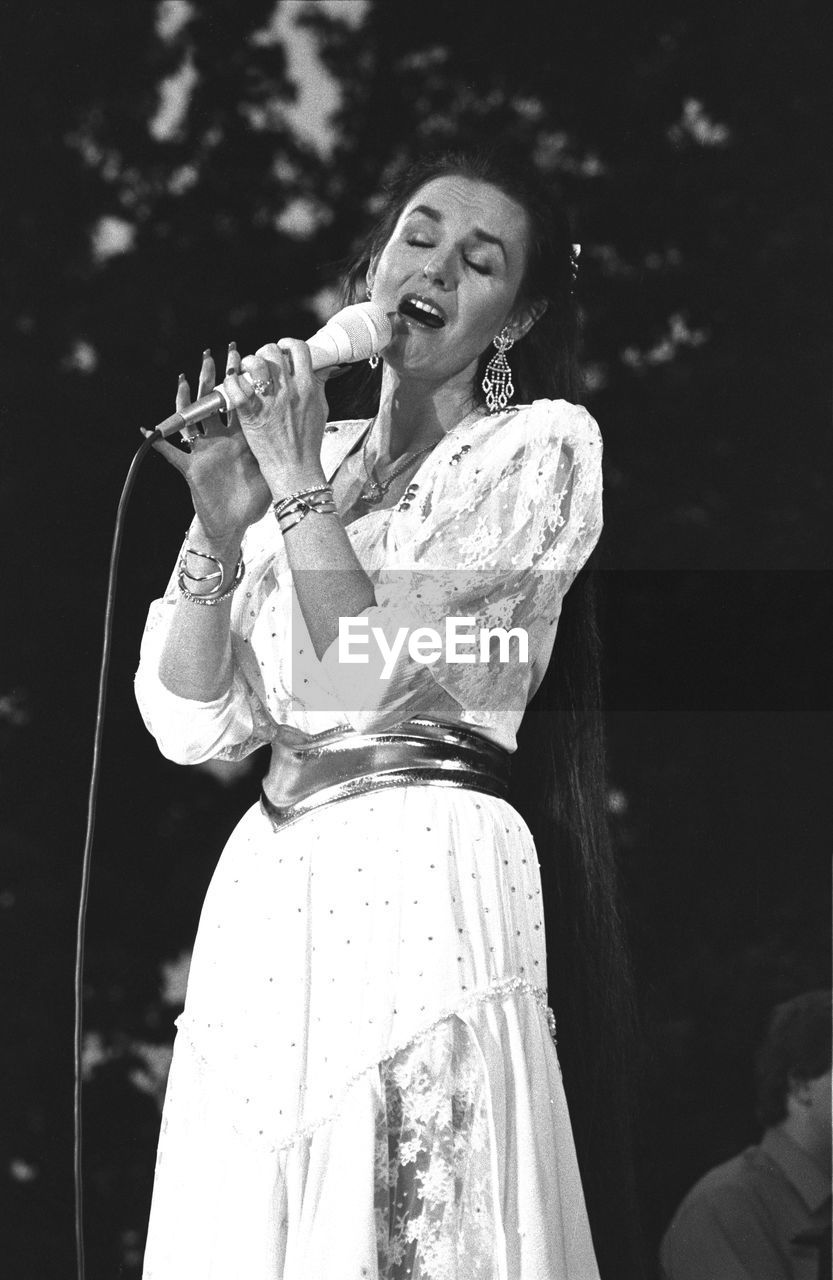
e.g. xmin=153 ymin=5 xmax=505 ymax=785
xmin=374 ymin=1012 xmax=497 ymax=1278
xmin=173 ymin=976 xmax=557 ymax=1156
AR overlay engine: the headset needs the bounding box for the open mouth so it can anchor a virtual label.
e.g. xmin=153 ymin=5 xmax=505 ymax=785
xmin=398 ymin=295 xmax=446 ymax=329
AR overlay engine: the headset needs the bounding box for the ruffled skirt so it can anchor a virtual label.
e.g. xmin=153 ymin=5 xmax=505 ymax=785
xmin=142 ymin=785 xmax=600 ymax=1279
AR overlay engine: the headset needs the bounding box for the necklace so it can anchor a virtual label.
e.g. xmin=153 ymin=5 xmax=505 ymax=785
xmin=357 ymin=406 xmax=486 ymax=505
xmin=358 ymin=421 xmax=436 ymax=505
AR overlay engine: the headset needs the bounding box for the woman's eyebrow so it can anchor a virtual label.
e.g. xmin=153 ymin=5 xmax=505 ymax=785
xmin=405 ymin=204 xmax=507 ymax=260
xmin=405 ymin=204 xmax=443 ymax=224
xmin=469 ymin=228 xmax=507 ymax=260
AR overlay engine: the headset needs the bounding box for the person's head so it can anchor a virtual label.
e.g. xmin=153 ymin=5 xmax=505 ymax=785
xmin=340 ymin=148 xmax=580 ymax=408
xmin=755 ymin=990 xmax=832 ymax=1135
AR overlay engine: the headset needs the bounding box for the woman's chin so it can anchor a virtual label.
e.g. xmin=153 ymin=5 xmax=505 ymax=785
xmin=383 ymin=339 xmax=445 ymax=377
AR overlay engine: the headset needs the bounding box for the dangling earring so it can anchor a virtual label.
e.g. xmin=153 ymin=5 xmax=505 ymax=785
xmin=365 ymin=284 xmax=380 ymax=368
xmin=482 ymin=327 xmax=515 ymax=413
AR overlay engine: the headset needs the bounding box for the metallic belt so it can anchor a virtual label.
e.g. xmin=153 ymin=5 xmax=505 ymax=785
xmin=260 ymin=718 xmax=511 ymax=832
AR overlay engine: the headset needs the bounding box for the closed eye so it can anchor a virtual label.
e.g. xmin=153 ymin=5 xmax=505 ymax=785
xmin=405 ymin=231 xmax=494 ymax=275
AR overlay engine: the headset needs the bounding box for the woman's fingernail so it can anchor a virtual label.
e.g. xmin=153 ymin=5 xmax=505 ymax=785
xmin=227 ymin=340 xmax=237 ymax=352
xmin=202 ymin=347 xmax=212 ymax=359
xmin=178 ymin=372 xmax=186 ymax=381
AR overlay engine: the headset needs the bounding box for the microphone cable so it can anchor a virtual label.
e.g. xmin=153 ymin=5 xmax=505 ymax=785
xmin=74 ymin=432 xmax=160 ymax=1280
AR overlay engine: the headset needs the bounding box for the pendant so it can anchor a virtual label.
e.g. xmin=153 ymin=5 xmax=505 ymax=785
xmin=359 ymin=481 xmax=384 ymax=504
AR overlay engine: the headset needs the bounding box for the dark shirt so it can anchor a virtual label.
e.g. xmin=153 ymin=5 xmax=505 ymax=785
xmin=660 ymin=1128 xmax=832 ymax=1280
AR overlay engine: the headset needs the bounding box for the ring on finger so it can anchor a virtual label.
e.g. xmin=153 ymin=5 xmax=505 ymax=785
xmin=251 ymin=377 xmax=272 ymax=396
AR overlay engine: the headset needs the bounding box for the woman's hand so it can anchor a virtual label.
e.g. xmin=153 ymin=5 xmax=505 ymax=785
xmin=145 ymin=346 xmax=273 ymax=546
xmin=220 ymin=340 xmax=329 ymax=500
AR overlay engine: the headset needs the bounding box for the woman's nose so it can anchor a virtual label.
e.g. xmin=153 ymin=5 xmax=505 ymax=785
xmin=423 ymin=253 xmax=454 ymax=288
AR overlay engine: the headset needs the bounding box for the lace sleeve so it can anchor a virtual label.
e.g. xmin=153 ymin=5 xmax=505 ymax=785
xmin=316 ymin=400 xmax=603 ymax=734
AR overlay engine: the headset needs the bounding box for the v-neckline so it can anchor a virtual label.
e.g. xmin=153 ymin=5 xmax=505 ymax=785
xmin=328 ymin=420 xmax=430 ymax=530
xmin=327 ymin=410 xmax=487 ymax=529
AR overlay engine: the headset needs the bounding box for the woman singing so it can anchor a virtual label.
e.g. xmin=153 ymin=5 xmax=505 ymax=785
xmin=136 ymin=149 xmax=637 ymax=1279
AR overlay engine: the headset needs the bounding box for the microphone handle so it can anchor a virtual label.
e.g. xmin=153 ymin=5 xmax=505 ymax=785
xmin=150 ymin=365 xmax=339 ymax=439
xmin=148 ymin=302 xmax=391 ymax=439
xmin=150 ymin=360 xmax=355 ymax=439
xmin=151 ymin=389 xmax=229 ymax=440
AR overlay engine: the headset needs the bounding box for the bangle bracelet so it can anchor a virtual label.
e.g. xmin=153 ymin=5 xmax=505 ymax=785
xmin=177 ymin=556 xmax=245 ymax=605
xmin=272 ymin=485 xmax=333 ymax=521
xmin=180 ymin=543 xmax=227 ymax=593
xmin=277 ymin=505 xmax=338 ymax=535
xmin=180 ymin=565 xmax=223 ymax=585
xmin=275 ymin=498 xmax=337 ymax=535
xmin=179 ymin=548 xmax=227 ymax=594
xmin=275 ymin=496 xmax=337 ymax=521
xmin=179 ymin=536 xmax=243 ymax=595
xmin=273 ymin=486 xmax=337 ymax=536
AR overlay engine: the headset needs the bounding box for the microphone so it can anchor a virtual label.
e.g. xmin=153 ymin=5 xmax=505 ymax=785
xmin=150 ymin=301 xmax=393 ymax=440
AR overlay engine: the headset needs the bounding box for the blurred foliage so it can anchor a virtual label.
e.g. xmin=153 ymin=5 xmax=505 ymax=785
xmin=0 ymin=0 xmax=829 ymax=1275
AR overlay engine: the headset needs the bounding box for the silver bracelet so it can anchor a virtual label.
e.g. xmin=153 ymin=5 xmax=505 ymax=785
xmin=179 ymin=532 xmax=244 ymax=594
xmin=277 ymin=506 xmax=338 ymax=534
xmin=179 ymin=541 xmax=228 ymax=594
xmin=180 ymin=557 xmax=223 ymax=586
xmin=177 ymin=555 xmax=245 ymax=605
xmin=272 ymin=485 xmax=334 ymax=520
xmin=276 ymin=499 xmax=337 ymax=535
xmin=273 ymin=486 xmax=337 ymax=535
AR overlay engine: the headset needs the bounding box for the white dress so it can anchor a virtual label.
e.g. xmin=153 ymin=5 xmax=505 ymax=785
xmin=135 ymin=399 xmax=604 ymax=1280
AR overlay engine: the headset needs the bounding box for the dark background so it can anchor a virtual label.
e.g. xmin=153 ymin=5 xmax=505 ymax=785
xmin=1 ymin=1 xmax=829 ymax=1276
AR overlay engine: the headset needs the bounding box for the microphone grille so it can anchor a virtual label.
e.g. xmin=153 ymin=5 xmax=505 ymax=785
xmin=307 ymin=300 xmax=393 ymax=368
xmin=332 ymin=301 xmax=393 ymax=359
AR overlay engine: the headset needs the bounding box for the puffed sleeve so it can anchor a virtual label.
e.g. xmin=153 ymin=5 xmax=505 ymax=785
xmin=134 ymin=537 xmax=276 ymax=766
xmin=311 ymin=399 xmax=603 ymax=735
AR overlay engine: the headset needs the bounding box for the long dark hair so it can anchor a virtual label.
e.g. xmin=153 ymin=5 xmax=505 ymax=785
xmin=333 ymin=149 xmax=644 ymax=1279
